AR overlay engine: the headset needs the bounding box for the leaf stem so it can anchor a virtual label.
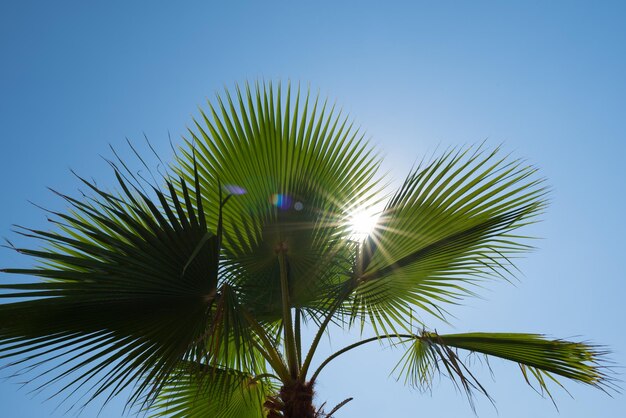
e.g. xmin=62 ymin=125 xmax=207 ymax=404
xmin=310 ymin=334 xmax=414 ymax=383
xmin=295 ymin=308 xmax=302 ymax=367
xmin=242 ymin=310 xmax=291 ymax=382
xmin=278 ymin=249 xmax=299 ymax=379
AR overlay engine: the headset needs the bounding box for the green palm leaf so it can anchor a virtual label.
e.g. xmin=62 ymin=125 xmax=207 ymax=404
xmin=394 ymin=331 xmax=613 ymax=404
xmin=176 ymin=82 xmax=384 ymax=321
xmin=150 ymin=361 xmax=275 ymax=418
xmin=0 ymin=163 xmax=258 ymax=410
xmin=348 ymin=146 xmax=548 ymax=333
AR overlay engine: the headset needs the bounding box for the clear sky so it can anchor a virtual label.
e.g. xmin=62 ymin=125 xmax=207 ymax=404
xmin=1 ymin=1 xmax=625 ymax=417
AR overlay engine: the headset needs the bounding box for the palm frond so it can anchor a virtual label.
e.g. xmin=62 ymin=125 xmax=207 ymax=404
xmin=0 ymin=162 xmax=258 ymax=410
xmin=176 ymin=81 xmax=384 ymax=320
xmin=150 ymin=361 xmax=275 ymax=418
xmin=348 ymin=145 xmax=548 ymax=333
xmin=394 ymin=331 xmax=615 ymax=406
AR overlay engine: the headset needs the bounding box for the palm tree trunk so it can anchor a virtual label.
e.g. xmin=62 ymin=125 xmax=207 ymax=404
xmin=269 ymin=381 xmax=315 ymax=418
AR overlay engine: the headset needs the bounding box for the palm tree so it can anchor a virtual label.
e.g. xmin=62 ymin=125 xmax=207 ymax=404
xmin=0 ymin=82 xmax=613 ymax=417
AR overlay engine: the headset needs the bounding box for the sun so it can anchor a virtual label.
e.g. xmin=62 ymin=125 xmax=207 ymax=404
xmin=347 ymin=206 xmax=380 ymax=241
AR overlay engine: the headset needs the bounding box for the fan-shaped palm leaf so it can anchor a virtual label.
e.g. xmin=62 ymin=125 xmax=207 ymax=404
xmin=177 ymin=82 xmax=384 ymax=322
xmin=150 ymin=361 xmax=274 ymax=418
xmin=348 ymin=146 xmax=547 ymax=333
xmin=0 ymin=163 xmax=261 ymax=410
xmin=393 ymin=331 xmax=613 ymax=406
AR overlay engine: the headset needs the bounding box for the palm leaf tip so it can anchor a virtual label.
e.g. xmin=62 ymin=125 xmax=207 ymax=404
xmin=395 ymin=331 xmax=618 ymax=406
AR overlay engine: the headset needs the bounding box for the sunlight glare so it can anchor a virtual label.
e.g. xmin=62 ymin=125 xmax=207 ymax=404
xmin=348 ymin=206 xmax=380 ymax=241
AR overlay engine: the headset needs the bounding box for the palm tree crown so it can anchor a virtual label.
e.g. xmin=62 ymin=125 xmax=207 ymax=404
xmin=0 ymin=82 xmax=614 ymax=417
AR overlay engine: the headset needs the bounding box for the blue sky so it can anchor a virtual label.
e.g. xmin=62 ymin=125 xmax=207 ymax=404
xmin=1 ymin=1 xmax=625 ymax=416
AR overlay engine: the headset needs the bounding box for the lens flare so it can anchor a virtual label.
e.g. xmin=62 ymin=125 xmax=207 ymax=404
xmin=348 ymin=206 xmax=380 ymax=241
xmin=224 ymin=184 xmax=247 ymax=195
xmin=271 ymin=193 xmax=292 ymax=210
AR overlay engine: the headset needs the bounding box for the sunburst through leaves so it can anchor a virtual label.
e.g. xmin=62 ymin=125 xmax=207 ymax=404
xmin=0 ymin=81 xmax=616 ymax=418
